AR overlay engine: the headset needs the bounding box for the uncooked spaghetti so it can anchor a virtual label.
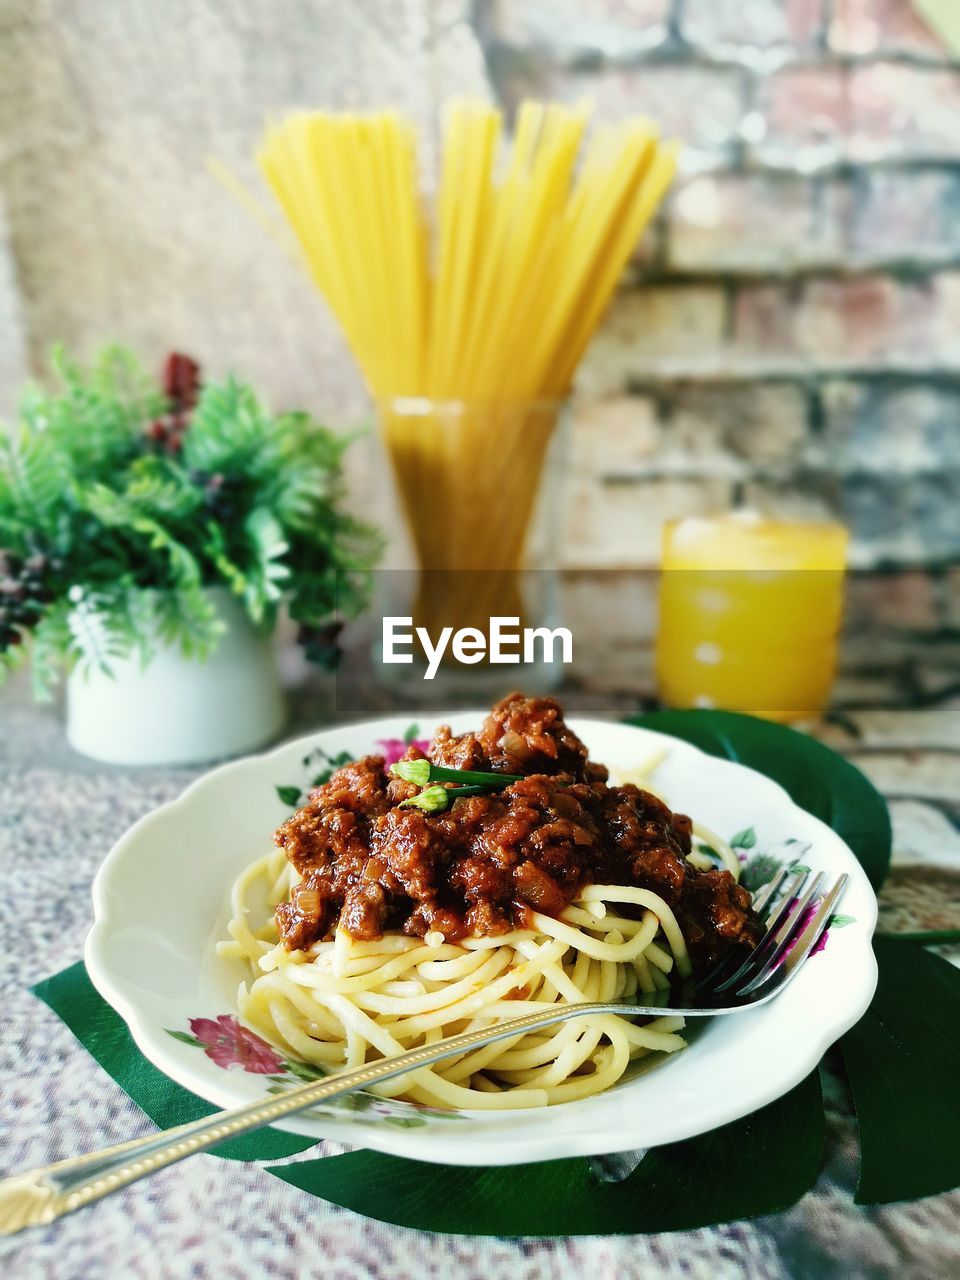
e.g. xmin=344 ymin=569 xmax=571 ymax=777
xmin=256 ymin=101 xmax=676 ymax=402
xmin=253 ymin=103 xmax=677 ymax=631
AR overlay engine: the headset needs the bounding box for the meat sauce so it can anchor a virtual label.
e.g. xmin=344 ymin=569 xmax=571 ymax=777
xmin=275 ymin=693 xmax=762 ymax=967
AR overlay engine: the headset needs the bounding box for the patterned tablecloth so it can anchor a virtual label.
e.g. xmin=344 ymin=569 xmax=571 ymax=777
xmin=1 ymin=672 xmax=959 ymax=1280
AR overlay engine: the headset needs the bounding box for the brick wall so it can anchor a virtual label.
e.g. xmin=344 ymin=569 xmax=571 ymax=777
xmin=2 ymin=0 xmax=959 ymax=634
xmin=476 ymin=0 xmax=960 ymax=586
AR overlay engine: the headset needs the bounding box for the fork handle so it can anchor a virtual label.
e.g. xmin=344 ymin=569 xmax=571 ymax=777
xmin=1 ymin=869 xmax=851 ymax=1237
xmin=0 ymin=999 xmax=658 ymax=1236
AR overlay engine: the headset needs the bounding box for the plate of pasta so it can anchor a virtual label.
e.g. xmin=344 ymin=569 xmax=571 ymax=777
xmin=85 ymin=695 xmax=877 ymax=1165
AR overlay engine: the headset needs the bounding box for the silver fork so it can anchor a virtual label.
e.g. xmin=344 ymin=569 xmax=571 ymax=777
xmin=0 ymin=870 xmax=846 ymax=1236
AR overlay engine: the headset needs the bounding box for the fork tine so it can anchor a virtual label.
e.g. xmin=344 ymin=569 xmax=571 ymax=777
xmin=751 ymin=866 xmax=791 ymax=916
xmin=693 ymin=867 xmax=796 ymax=993
xmin=711 ymin=868 xmax=809 ymax=994
xmin=773 ymin=874 xmax=849 ymax=985
xmin=737 ymin=875 xmax=850 ymax=1005
xmin=734 ymin=871 xmax=827 ymax=996
xmin=698 ymin=868 xmax=803 ymax=995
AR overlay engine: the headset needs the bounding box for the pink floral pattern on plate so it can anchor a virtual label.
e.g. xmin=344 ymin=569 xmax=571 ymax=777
xmin=165 ymin=1016 xmax=459 ymax=1126
xmin=376 ymin=735 xmax=431 ymax=767
xmin=186 ymin=1015 xmax=285 ymax=1074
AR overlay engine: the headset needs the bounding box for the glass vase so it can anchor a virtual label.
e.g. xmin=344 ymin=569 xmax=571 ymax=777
xmin=370 ymin=397 xmax=569 ymax=698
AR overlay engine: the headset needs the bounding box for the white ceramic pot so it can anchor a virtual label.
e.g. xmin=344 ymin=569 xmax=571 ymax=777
xmin=66 ymin=588 xmax=287 ymax=766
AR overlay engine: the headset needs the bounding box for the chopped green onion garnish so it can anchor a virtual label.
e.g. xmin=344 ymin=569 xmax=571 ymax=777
xmin=390 ymin=761 xmax=522 ymax=788
xmin=397 ymin=783 xmax=496 ymax=814
xmin=398 ymin=785 xmax=450 ymax=813
xmin=391 ymin=758 xmax=432 ymax=786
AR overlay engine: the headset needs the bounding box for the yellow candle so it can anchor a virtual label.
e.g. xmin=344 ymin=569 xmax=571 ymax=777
xmin=656 ymin=512 xmax=849 ymax=723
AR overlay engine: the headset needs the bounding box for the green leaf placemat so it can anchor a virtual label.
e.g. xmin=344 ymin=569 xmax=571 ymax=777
xmin=841 ymin=935 xmax=960 ymax=1205
xmin=31 ymin=961 xmax=317 ymax=1162
xmin=627 ymin=709 xmax=892 ymax=890
xmin=268 ymin=1070 xmax=824 ymax=1236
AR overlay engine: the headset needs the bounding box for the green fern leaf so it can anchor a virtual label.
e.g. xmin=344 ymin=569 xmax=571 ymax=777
xmin=203 ymin=522 xmax=248 ymax=596
xmin=29 ymin=603 xmax=74 ymax=700
xmin=264 ymin=464 xmax=331 ymax=530
xmin=67 ymin=590 xmax=137 ymax=675
xmin=182 ymin=378 xmax=269 ymax=475
xmin=134 ymin=519 xmax=202 ymax=588
xmin=244 ymin=507 xmax=290 ymax=622
xmin=83 ymin=484 xmax=135 ymax=527
xmin=1 ymin=431 xmax=71 ymax=535
xmin=123 ymin=459 xmax=202 ymax=521
xmin=90 ymin=345 xmax=165 ymax=425
xmin=20 ymin=345 xmax=154 ymax=479
xmin=152 ymin=585 xmax=225 ymax=659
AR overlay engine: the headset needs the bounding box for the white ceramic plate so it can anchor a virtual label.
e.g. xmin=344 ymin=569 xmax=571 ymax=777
xmin=85 ymin=713 xmax=878 ymax=1166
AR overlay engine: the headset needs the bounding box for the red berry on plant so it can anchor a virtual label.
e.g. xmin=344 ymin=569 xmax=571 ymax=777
xmin=164 ymin=352 xmax=201 ymax=411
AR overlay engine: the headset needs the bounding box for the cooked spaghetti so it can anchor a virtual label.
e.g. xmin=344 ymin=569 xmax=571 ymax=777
xmin=219 ymin=695 xmax=760 ymax=1109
